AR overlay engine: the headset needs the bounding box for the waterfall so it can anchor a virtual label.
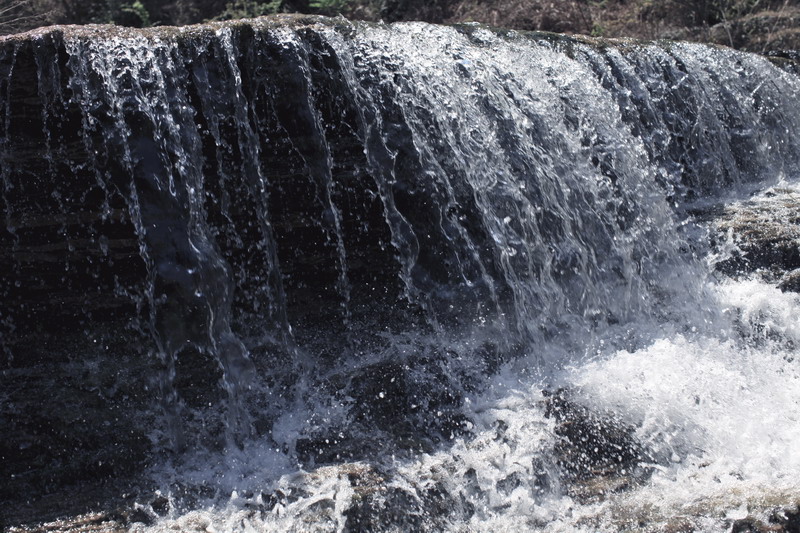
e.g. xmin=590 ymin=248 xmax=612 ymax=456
xmin=2 ymin=16 xmax=800 ymax=531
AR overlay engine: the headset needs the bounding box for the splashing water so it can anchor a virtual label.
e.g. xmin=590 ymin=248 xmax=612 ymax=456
xmin=2 ymin=16 xmax=800 ymax=532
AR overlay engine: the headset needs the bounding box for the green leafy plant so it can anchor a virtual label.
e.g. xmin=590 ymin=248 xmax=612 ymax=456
xmin=119 ymin=0 xmax=151 ymax=26
xmin=309 ymin=0 xmax=350 ymax=16
xmin=591 ymin=23 xmax=605 ymax=36
xmin=216 ymin=0 xmax=283 ymax=19
xmin=95 ymin=0 xmax=153 ymax=26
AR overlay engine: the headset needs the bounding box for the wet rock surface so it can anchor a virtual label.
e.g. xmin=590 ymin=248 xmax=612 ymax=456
xmin=717 ymin=504 xmax=800 ymax=533
xmin=543 ymin=389 xmax=651 ymax=502
xmin=283 ymin=390 xmax=652 ymax=528
xmin=0 ymin=323 xmax=156 ymax=527
xmin=0 ymin=385 xmax=651 ymax=531
xmin=0 ymin=16 xmax=406 ymax=527
xmin=708 ymin=185 xmax=800 ymax=291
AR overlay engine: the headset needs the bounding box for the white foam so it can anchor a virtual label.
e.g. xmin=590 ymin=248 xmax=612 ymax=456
xmin=129 ymin=22 xmax=800 ymax=532
xmin=559 ymin=279 xmax=800 ymax=529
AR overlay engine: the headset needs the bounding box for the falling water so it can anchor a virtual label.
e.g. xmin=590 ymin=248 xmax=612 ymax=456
xmin=2 ymin=16 xmax=800 ymax=531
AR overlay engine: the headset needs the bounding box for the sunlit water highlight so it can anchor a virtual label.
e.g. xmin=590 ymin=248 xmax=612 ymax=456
xmin=2 ymin=16 xmax=800 ymax=532
xmin=133 ymin=273 xmax=800 ymax=532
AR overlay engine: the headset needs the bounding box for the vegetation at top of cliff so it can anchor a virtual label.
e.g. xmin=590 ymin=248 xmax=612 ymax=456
xmin=1 ymin=0 xmax=48 ymax=34
xmin=1 ymin=0 xmax=799 ymax=53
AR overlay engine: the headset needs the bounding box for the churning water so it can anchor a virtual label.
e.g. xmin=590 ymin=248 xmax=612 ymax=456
xmin=1 ymin=16 xmax=800 ymax=531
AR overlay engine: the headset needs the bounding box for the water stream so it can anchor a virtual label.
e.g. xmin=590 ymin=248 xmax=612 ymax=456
xmin=1 ymin=17 xmax=799 ymax=531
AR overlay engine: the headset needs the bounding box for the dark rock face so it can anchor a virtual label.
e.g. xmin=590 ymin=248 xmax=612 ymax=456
xmin=0 ymin=19 xmax=470 ymax=523
xmin=544 ymin=390 xmax=647 ymax=485
xmin=541 ymin=389 xmax=651 ymax=504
